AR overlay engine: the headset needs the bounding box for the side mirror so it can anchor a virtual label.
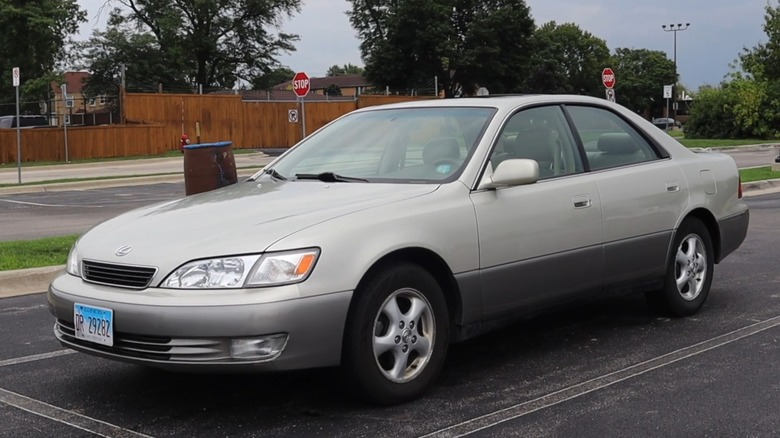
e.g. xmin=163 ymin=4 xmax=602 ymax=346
xmin=479 ymin=158 xmax=539 ymax=190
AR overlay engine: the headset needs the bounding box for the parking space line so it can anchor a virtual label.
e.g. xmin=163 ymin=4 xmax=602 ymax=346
xmin=421 ymin=315 xmax=780 ymax=438
xmin=0 ymin=387 xmax=154 ymax=438
xmin=0 ymin=350 xmax=76 ymax=368
xmin=0 ymin=199 xmax=105 ymax=208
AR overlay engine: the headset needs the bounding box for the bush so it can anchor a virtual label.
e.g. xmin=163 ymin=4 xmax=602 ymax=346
xmin=686 ymin=78 xmax=778 ymax=139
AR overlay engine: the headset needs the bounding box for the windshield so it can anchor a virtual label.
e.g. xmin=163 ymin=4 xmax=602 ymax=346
xmin=266 ymin=107 xmax=496 ymax=183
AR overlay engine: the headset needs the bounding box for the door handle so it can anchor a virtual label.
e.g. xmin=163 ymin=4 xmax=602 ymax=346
xmin=572 ymin=195 xmax=592 ymax=209
xmin=665 ymin=182 xmax=680 ymax=192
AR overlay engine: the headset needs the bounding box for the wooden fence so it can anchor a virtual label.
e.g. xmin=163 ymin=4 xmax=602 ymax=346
xmin=0 ymin=93 xmax=435 ymax=163
xmin=0 ymin=124 xmax=167 ymax=164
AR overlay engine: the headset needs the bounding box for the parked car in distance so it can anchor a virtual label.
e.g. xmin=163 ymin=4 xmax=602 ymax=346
xmin=652 ymin=117 xmax=681 ymax=130
xmin=48 ymin=95 xmax=749 ymax=405
xmin=0 ymin=115 xmax=49 ymax=129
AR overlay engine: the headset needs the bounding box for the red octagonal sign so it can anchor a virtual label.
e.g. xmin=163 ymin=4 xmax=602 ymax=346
xmin=602 ymin=68 xmax=616 ymax=89
xmin=292 ymin=72 xmax=310 ymax=97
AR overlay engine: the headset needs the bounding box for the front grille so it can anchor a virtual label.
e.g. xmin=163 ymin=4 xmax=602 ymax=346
xmin=56 ymin=320 xmax=230 ymax=362
xmin=82 ymin=260 xmax=157 ymax=289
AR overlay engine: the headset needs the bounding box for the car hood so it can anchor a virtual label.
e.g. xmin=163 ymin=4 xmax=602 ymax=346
xmin=77 ymin=180 xmax=438 ymax=272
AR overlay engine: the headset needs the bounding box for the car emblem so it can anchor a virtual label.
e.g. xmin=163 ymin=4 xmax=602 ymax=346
xmin=115 ymin=246 xmax=133 ymax=257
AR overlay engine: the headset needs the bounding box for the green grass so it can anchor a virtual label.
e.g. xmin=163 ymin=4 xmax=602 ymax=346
xmin=666 ymin=130 xmax=685 ymax=138
xmin=739 ymin=166 xmax=780 ymax=183
xmin=0 ymin=234 xmax=78 ymax=271
xmin=675 ymin=138 xmax=779 ymax=148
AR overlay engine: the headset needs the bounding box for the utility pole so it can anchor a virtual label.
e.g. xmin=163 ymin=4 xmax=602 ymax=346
xmin=662 ymin=23 xmax=690 ymax=126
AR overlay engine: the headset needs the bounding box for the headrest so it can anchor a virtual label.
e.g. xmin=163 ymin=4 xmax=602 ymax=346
xmin=423 ymin=137 xmax=460 ymax=164
xmin=598 ymin=133 xmax=638 ymax=154
xmin=510 ymin=129 xmax=554 ymax=161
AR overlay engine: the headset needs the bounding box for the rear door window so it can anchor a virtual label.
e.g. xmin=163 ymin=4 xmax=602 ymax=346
xmin=565 ymin=106 xmax=661 ymax=171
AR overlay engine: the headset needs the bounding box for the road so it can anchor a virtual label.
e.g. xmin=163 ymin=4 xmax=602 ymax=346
xmin=0 ymin=193 xmax=778 ymax=437
xmin=724 ymin=144 xmax=779 ymax=168
xmin=0 ymin=183 xmax=185 ymax=241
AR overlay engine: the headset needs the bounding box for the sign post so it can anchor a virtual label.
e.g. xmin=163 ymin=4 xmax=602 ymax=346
xmin=602 ymin=68 xmax=616 ymax=103
xmin=61 ymin=84 xmax=69 ymax=162
xmin=663 ymin=85 xmax=673 ymax=126
xmin=292 ymin=72 xmax=310 ymax=137
xmin=13 ymin=67 xmax=21 ymax=183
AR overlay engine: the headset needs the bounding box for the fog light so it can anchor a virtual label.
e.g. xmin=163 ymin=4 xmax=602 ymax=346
xmin=229 ymin=334 xmax=288 ymax=361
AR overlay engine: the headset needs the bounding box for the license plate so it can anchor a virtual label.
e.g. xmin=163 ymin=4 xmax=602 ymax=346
xmin=74 ymin=303 xmax=114 ymax=347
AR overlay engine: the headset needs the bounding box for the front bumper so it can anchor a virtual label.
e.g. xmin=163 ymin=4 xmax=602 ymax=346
xmin=47 ymin=274 xmax=353 ymax=372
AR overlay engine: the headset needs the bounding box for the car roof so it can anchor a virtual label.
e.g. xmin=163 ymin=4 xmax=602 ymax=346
xmin=353 ymin=94 xmax=617 ymax=112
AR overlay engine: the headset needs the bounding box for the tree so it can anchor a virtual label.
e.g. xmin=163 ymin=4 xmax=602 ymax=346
xmin=524 ymin=22 xmax=611 ymax=96
xmin=0 ymin=0 xmax=86 ymax=113
xmin=739 ymin=1 xmax=780 ymax=81
xmin=327 ymin=63 xmax=364 ymax=76
xmin=251 ymin=66 xmax=296 ymax=90
xmin=93 ymin=0 xmax=302 ymax=90
xmin=324 ymin=84 xmax=342 ymax=96
xmin=348 ymin=0 xmax=535 ymax=97
xmin=77 ymin=9 xmax=191 ymax=95
xmin=609 ymin=48 xmax=676 ymax=115
xmin=685 ymin=1 xmax=780 ymax=139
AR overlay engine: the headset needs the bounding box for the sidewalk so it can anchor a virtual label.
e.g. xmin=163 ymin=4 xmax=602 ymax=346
xmin=1 ymin=146 xmax=779 ymax=299
xmin=0 ymin=152 xmax=276 ymax=195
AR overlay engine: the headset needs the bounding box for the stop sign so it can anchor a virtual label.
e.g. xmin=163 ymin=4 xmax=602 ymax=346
xmin=602 ymin=68 xmax=616 ymax=89
xmin=292 ymin=72 xmax=310 ymax=97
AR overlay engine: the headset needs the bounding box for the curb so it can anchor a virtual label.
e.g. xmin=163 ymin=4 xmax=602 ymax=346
xmin=0 ymin=265 xmax=63 ymax=299
xmin=742 ymin=178 xmax=780 ymax=197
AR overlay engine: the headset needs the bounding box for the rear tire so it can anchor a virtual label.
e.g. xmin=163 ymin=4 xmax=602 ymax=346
xmin=342 ymin=262 xmax=449 ymax=405
xmin=646 ymin=218 xmax=714 ymax=317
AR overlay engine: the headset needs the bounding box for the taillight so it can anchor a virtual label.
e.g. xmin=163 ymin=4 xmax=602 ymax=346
xmin=738 ymin=176 xmax=743 ymax=199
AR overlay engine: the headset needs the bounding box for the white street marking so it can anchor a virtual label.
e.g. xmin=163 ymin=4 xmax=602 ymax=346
xmin=0 ymin=350 xmax=76 ymax=368
xmin=0 ymin=199 xmax=105 ymax=208
xmin=0 ymin=388 xmax=154 ymax=438
xmin=421 ymin=315 xmax=780 ymax=438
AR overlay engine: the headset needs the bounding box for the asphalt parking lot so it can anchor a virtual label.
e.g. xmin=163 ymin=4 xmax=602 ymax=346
xmin=0 ymin=193 xmax=778 ymax=437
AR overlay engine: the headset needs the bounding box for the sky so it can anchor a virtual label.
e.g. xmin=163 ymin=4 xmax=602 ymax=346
xmin=77 ymin=0 xmax=771 ymax=90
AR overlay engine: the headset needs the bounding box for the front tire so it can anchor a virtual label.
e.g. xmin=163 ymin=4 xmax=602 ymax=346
xmin=646 ymin=218 xmax=714 ymax=317
xmin=342 ymin=262 xmax=449 ymax=405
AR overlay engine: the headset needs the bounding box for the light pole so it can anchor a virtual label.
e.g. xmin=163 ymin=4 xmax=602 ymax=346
xmin=662 ymin=23 xmax=690 ymax=124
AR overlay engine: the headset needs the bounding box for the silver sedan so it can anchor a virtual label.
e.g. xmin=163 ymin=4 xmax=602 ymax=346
xmin=48 ymin=95 xmax=749 ymax=405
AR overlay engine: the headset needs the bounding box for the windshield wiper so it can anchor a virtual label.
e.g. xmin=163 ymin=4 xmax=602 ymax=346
xmin=262 ymin=168 xmax=287 ymax=181
xmin=295 ymin=172 xmax=369 ymax=183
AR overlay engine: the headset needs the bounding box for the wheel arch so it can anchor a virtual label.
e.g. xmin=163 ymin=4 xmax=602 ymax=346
xmin=680 ymin=208 xmax=721 ymax=262
xmin=347 ymin=247 xmax=462 ymax=338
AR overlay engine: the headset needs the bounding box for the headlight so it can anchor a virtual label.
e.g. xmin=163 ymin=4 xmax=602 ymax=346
xmin=66 ymin=244 xmax=80 ymax=276
xmin=161 ymin=248 xmax=320 ymax=289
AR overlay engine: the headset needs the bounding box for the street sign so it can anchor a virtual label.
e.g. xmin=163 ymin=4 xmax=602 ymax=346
xmin=292 ymin=72 xmax=310 ymax=97
xmin=288 ymin=109 xmax=299 ymax=123
xmin=663 ymin=85 xmax=673 ymax=99
xmin=601 ymin=68 xmax=616 ymax=89
xmin=605 ymin=88 xmax=616 ymax=102
xmin=12 ymin=67 xmax=20 ymax=87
